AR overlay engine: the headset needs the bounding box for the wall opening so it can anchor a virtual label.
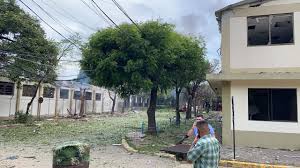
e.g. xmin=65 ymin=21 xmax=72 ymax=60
xmin=248 ymin=13 xmax=294 ymax=46
xmin=248 ymin=88 xmax=297 ymax=122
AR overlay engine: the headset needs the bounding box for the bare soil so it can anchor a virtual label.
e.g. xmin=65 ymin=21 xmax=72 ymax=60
xmin=0 ymin=144 xmax=192 ymax=168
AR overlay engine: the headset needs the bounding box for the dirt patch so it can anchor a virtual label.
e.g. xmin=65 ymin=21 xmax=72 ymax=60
xmin=0 ymin=144 xmax=191 ymax=168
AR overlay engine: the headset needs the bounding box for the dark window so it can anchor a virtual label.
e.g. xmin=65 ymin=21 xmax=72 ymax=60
xmin=22 ymin=85 xmax=36 ymax=97
xmin=248 ymin=16 xmax=270 ymax=45
xmin=0 ymin=82 xmax=14 ymax=95
xmin=60 ymin=89 xmax=69 ymax=99
xmin=248 ymin=89 xmax=297 ymax=122
xmin=74 ymin=91 xmax=81 ymax=100
xmin=271 ymin=14 xmax=294 ymax=44
xmin=43 ymin=87 xmax=55 ymax=98
xmin=96 ymin=93 xmax=101 ymax=101
xmin=85 ymin=92 xmax=92 ymax=100
xmin=248 ymin=13 xmax=293 ymax=46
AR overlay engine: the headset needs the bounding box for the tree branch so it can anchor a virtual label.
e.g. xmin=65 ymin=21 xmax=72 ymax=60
xmin=0 ymin=35 xmax=16 ymax=42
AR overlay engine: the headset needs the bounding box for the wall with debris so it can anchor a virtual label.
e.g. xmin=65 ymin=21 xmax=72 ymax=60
xmin=230 ymin=12 xmax=300 ymax=70
xmin=0 ymin=78 xmax=123 ymax=118
xmin=231 ymin=80 xmax=300 ymax=134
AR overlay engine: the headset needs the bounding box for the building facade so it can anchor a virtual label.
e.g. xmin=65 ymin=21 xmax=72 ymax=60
xmin=0 ymin=77 xmax=123 ymax=118
xmin=207 ymin=0 xmax=300 ymax=149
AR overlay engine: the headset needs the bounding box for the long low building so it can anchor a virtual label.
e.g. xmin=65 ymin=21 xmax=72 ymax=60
xmin=0 ymin=77 xmax=123 ymax=118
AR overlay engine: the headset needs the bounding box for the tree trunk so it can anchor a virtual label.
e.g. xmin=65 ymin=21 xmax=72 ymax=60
xmin=111 ymin=94 xmax=116 ymax=114
xmin=26 ymin=79 xmax=42 ymax=115
xmin=193 ymin=95 xmax=197 ymax=117
xmin=175 ymin=87 xmax=181 ymax=126
xmin=108 ymin=90 xmax=117 ymax=115
xmin=186 ymin=95 xmax=192 ymax=119
xmin=147 ymin=86 xmax=158 ymax=134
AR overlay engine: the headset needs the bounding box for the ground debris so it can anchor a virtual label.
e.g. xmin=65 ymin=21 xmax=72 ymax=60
xmin=6 ymin=156 xmax=18 ymax=160
xmin=23 ymin=156 xmax=36 ymax=159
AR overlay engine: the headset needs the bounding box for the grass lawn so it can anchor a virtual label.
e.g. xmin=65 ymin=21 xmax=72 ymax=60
xmin=0 ymin=109 xmax=221 ymax=154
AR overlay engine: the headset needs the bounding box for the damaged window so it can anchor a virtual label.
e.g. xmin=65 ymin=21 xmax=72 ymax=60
xmin=85 ymin=92 xmax=92 ymax=100
xmin=0 ymin=82 xmax=14 ymax=96
xmin=271 ymin=14 xmax=294 ymax=44
xmin=22 ymin=85 xmax=36 ymax=97
xmin=74 ymin=91 xmax=81 ymax=100
xmin=96 ymin=93 xmax=101 ymax=101
xmin=60 ymin=89 xmax=69 ymax=99
xmin=248 ymin=89 xmax=297 ymax=122
xmin=248 ymin=16 xmax=270 ymax=45
xmin=43 ymin=87 xmax=55 ymax=98
xmin=248 ymin=13 xmax=293 ymax=46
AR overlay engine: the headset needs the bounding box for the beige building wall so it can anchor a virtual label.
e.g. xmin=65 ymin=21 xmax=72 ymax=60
xmin=215 ymin=0 xmax=300 ymax=150
xmin=230 ymin=12 xmax=300 ymax=71
xmin=221 ymin=80 xmax=300 ymax=149
xmin=231 ymin=80 xmax=300 ymax=133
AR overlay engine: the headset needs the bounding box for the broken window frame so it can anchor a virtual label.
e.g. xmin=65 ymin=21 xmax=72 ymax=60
xmin=22 ymin=85 xmax=37 ymax=97
xmin=248 ymin=88 xmax=298 ymax=122
xmin=247 ymin=13 xmax=294 ymax=46
xmin=60 ymin=89 xmax=69 ymax=99
xmin=95 ymin=93 xmax=101 ymax=101
xmin=85 ymin=91 xmax=92 ymax=100
xmin=0 ymin=82 xmax=14 ymax=96
xmin=43 ymin=87 xmax=55 ymax=98
xmin=73 ymin=91 xmax=81 ymax=100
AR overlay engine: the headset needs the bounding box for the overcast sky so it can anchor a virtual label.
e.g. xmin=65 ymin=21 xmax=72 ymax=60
xmin=18 ymin=0 xmax=239 ymax=80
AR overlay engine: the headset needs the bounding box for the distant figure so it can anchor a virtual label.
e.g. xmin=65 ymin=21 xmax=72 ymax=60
xmin=186 ymin=115 xmax=215 ymax=145
xmin=187 ymin=120 xmax=220 ymax=168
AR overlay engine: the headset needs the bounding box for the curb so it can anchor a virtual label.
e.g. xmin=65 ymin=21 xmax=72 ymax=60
xmin=121 ymin=138 xmax=176 ymax=159
xmin=219 ymin=160 xmax=293 ymax=168
xmin=121 ymin=138 xmax=295 ymax=168
xmin=121 ymin=138 xmax=138 ymax=153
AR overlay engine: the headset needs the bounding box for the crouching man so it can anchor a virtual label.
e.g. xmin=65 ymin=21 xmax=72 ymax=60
xmin=187 ymin=120 xmax=220 ymax=168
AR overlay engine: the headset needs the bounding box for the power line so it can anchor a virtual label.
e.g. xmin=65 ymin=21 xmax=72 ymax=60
xmin=90 ymin=0 xmax=120 ymax=29
xmin=31 ymin=0 xmax=77 ymax=37
xmin=111 ymin=0 xmax=141 ymax=31
xmin=8 ymin=55 xmax=55 ymax=68
xmin=79 ymin=0 xmax=112 ymax=27
xmin=0 ymin=49 xmax=80 ymax=63
xmin=41 ymin=0 xmax=97 ymax=31
xmin=18 ymin=0 xmax=80 ymax=49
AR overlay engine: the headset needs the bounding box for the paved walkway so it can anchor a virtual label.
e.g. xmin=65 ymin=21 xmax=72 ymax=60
xmin=221 ymin=146 xmax=300 ymax=167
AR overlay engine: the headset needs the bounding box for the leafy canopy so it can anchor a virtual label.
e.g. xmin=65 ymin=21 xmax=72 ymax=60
xmin=82 ymin=21 xmax=177 ymax=97
xmin=0 ymin=0 xmax=59 ymax=82
xmin=169 ymin=33 xmax=208 ymax=90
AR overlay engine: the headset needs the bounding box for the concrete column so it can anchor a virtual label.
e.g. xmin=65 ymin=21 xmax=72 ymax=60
xmin=69 ymin=89 xmax=74 ymax=114
xmin=37 ymin=83 xmax=43 ymax=119
xmin=101 ymin=96 xmax=104 ymax=113
xmin=15 ymin=81 xmax=21 ymax=115
xmin=92 ymin=90 xmax=96 ymax=113
xmin=54 ymin=86 xmax=60 ymax=117
xmin=222 ymin=81 xmax=232 ymax=145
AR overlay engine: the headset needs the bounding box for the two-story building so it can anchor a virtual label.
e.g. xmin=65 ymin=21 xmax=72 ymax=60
xmin=207 ymin=0 xmax=300 ymax=150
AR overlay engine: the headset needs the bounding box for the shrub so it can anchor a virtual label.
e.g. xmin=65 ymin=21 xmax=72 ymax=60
xmin=15 ymin=111 xmax=33 ymax=124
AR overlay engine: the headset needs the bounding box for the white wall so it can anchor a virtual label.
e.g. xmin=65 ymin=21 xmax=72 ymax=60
xmin=0 ymin=95 xmax=15 ymax=117
xmin=0 ymin=80 xmax=123 ymax=117
xmin=230 ymin=12 xmax=300 ymax=70
xmin=231 ymin=80 xmax=300 ymax=134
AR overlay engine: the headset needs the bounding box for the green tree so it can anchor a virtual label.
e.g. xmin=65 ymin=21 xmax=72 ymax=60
xmin=184 ymin=38 xmax=210 ymax=119
xmin=0 ymin=0 xmax=59 ymax=115
xmin=81 ymin=21 xmax=176 ymax=134
xmin=169 ymin=33 xmax=208 ymax=124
